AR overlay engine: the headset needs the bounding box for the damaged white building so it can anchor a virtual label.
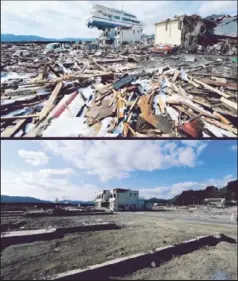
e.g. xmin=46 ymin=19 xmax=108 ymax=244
xmin=154 ymin=15 xmax=214 ymax=48
xmin=95 ymin=189 xmax=161 ymax=211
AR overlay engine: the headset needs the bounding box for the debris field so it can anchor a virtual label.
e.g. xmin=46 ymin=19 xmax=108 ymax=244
xmin=1 ymin=42 xmax=237 ymax=138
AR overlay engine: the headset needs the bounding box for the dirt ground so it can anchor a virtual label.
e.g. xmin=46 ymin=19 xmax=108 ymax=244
xmin=1 ymin=213 xmax=237 ymax=280
xmin=117 ymin=242 xmax=237 ymax=280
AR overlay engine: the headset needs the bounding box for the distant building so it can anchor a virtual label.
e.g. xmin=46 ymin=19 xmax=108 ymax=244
xmin=204 ymin=198 xmax=225 ymax=207
xmin=142 ymin=34 xmax=155 ymax=45
xmin=109 ymin=188 xmax=139 ymax=211
xmin=95 ymin=189 xmax=167 ymax=211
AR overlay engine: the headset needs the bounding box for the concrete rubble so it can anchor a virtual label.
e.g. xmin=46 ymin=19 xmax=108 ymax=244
xmin=1 ymin=21 xmax=237 ymax=138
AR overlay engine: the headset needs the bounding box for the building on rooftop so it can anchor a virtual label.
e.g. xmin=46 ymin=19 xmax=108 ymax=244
xmin=87 ymin=4 xmax=143 ymax=47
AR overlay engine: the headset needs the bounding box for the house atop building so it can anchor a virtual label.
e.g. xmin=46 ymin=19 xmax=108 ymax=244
xmin=86 ymin=4 xmax=143 ymax=47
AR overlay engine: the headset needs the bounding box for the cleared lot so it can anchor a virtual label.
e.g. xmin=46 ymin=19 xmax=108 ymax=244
xmin=117 ymin=242 xmax=237 ymax=280
xmin=1 ymin=212 xmax=237 ymax=280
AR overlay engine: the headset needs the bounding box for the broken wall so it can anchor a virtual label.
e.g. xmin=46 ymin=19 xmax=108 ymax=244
xmin=181 ymin=15 xmax=208 ymax=49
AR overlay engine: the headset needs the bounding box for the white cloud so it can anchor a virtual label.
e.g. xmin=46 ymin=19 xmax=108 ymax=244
xmin=2 ymin=1 xmax=236 ymax=38
xmin=42 ymin=140 xmax=207 ymax=182
xmin=230 ymin=145 xmax=237 ymax=152
xmin=139 ymin=174 xmax=236 ymax=199
xmin=198 ymin=1 xmax=237 ymax=17
xmin=18 ymin=150 xmax=49 ymax=166
xmin=2 ymin=166 xmax=234 ymax=202
xmin=1 ymin=167 xmax=99 ymax=201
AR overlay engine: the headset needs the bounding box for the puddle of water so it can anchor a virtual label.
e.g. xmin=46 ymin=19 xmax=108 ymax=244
xmin=212 ymin=271 xmax=228 ymax=280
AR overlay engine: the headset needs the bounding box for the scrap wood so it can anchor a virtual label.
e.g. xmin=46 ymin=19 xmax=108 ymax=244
xmin=192 ymin=98 xmax=212 ymax=110
xmin=167 ymin=98 xmax=219 ymax=120
xmin=170 ymin=83 xmax=179 ymax=93
xmin=178 ymin=85 xmax=188 ymax=97
xmin=93 ymin=83 xmax=112 ymax=94
xmin=93 ymin=59 xmax=106 ymax=72
xmin=138 ymin=95 xmax=160 ymax=128
xmin=124 ymin=122 xmax=143 ymax=136
xmin=203 ymin=117 xmax=237 ymax=134
xmin=213 ymin=111 xmax=231 ymax=125
xmin=140 ymin=128 xmax=162 ymax=134
xmin=38 ymin=82 xmax=63 ymax=122
xmin=39 ymin=63 xmax=49 ymax=80
xmin=220 ymin=97 xmax=237 ymax=110
xmin=123 ymin=122 xmax=129 ymax=137
xmin=127 ymin=96 xmax=139 ymax=115
xmin=1 ymin=114 xmax=39 ymax=121
xmin=95 ymin=89 xmax=112 ymax=102
xmin=192 ymin=72 xmax=237 ymax=80
xmin=4 ymin=87 xmax=43 ymax=96
xmin=201 ymin=78 xmax=238 ymax=90
xmin=172 ymin=70 xmax=180 ymax=82
xmin=1 ymin=119 xmax=28 ymax=138
xmin=188 ymin=79 xmax=200 ymax=88
xmin=188 ymin=75 xmax=231 ymax=99
xmin=117 ymin=97 xmax=125 ymax=119
xmin=157 ymin=95 xmax=166 ymax=113
xmin=171 ymin=105 xmax=194 ymax=117
xmin=109 ymin=90 xmax=118 ymax=107
xmin=186 ymin=61 xmax=221 ymax=73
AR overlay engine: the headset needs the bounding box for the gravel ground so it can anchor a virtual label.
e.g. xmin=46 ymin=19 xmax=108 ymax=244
xmin=1 ymin=213 xmax=237 ymax=280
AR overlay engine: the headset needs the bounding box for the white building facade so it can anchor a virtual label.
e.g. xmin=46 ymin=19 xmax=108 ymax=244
xmin=155 ymin=17 xmax=183 ymax=46
xmin=109 ymin=189 xmax=139 ymax=211
xmin=95 ymin=189 xmax=163 ymax=211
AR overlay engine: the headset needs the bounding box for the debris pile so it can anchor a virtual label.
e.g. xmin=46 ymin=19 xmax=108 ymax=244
xmin=1 ymin=42 xmax=237 ymax=138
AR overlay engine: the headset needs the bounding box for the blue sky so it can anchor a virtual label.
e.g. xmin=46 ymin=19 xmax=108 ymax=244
xmin=1 ymin=1 xmax=237 ymax=38
xmin=1 ymin=140 xmax=237 ymax=201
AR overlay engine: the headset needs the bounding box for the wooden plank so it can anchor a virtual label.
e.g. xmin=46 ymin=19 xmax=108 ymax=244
xmin=220 ymin=97 xmax=237 ymax=111
xmin=189 ymin=79 xmax=200 ymax=88
xmin=213 ymin=112 xmax=231 ymax=125
xmin=1 ymin=115 xmax=39 ymax=121
xmin=38 ymin=82 xmax=63 ymax=122
xmin=171 ymin=105 xmax=194 ymax=117
xmin=204 ymin=117 xmax=237 ymax=135
xmin=172 ymin=70 xmax=180 ymax=82
xmin=93 ymin=59 xmax=106 ymax=72
xmin=178 ymin=85 xmax=188 ymax=97
xmin=127 ymin=96 xmax=139 ymax=115
xmin=1 ymin=119 xmax=28 ymax=138
xmin=39 ymin=63 xmax=48 ymax=80
xmin=157 ymin=95 xmax=165 ymax=113
xmin=188 ymin=76 xmax=231 ymax=99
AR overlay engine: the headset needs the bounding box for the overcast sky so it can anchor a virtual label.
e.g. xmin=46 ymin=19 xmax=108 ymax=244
xmin=1 ymin=1 xmax=237 ymax=38
xmin=1 ymin=140 xmax=237 ymax=201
